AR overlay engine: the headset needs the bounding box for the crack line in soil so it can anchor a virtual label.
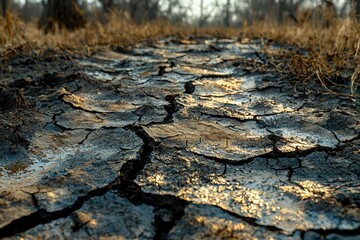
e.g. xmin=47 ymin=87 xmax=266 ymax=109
xmin=298 ymin=226 xmax=360 ymax=237
xmin=0 ymin=185 xmax=111 ymax=238
xmin=0 ymin=125 xmax=186 ymax=239
xmin=188 ymin=144 xmax=341 ymax=167
xmin=2 ymin=44 xmax=359 ymax=239
xmin=163 ymin=94 xmax=180 ymax=123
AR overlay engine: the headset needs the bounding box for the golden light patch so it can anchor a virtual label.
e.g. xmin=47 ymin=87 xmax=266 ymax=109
xmin=279 ymin=180 xmax=334 ymax=202
xmin=180 ymin=66 xmax=225 ymax=75
xmin=46 ymin=191 xmax=56 ymax=199
xmin=62 ymin=94 xmax=85 ymax=107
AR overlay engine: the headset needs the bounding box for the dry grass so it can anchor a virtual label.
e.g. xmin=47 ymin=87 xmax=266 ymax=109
xmin=240 ymin=18 xmax=360 ymax=96
xmin=0 ymin=13 xmax=177 ymax=57
xmin=0 ymin=12 xmax=359 ymax=96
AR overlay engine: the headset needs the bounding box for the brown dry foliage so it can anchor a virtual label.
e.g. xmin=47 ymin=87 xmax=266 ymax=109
xmin=0 ymin=12 xmax=359 ymax=96
xmin=239 ymin=18 xmax=360 ymax=96
xmin=0 ymin=13 xmax=177 ymax=56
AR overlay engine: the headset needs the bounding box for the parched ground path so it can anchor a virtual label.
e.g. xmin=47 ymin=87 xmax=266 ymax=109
xmin=0 ymin=38 xmax=359 ymax=239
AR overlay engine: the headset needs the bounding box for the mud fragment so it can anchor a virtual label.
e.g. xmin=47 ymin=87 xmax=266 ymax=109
xmin=17 ymin=192 xmax=155 ymax=240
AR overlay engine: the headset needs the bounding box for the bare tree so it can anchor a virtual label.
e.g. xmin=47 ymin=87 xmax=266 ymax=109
xmin=39 ymin=0 xmax=86 ymax=33
xmin=277 ymin=0 xmax=304 ymax=23
xmin=224 ymin=0 xmax=231 ymax=27
xmin=355 ymin=0 xmax=360 ymax=20
xmin=144 ymin=0 xmax=160 ymax=20
xmin=99 ymin=0 xmax=114 ymax=13
xmin=199 ymin=0 xmax=214 ymax=26
xmin=240 ymin=0 xmax=277 ymax=24
xmin=322 ymin=0 xmax=337 ymax=26
xmin=21 ymin=0 xmax=29 ymax=20
xmin=92 ymin=0 xmax=187 ymax=24
xmin=277 ymin=0 xmax=286 ymax=22
xmin=125 ymin=0 xmax=162 ymax=23
xmin=1 ymin=0 xmax=8 ymax=17
xmin=162 ymin=0 xmax=189 ymax=23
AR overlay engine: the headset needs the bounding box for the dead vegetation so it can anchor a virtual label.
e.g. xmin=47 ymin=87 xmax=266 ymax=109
xmin=242 ymin=18 xmax=360 ymax=96
xmin=0 ymin=13 xmax=178 ymax=58
xmin=0 ymin=12 xmax=359 ymax=96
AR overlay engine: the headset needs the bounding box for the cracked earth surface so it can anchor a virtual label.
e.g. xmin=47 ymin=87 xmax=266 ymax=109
xmin=0 ymin=38 xmax=359 ymax=239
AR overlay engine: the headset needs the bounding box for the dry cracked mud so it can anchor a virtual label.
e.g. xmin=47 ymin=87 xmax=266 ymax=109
xmin=0 ymin=38 xmax=359 ymax=239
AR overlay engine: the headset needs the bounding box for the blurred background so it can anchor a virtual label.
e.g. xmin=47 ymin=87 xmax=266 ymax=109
xmin=1 ymin=0 xmax=359 ymax=30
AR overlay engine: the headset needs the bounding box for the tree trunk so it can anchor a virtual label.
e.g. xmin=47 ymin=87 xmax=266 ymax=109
xmin=99 ymin=0 xmax=113 ymax=13
xmin=224 ymin=0 xmax=231 ymax=27
xmin=339 ymin=0 xmax=349 ymax=17
xmin=39 ymin=0 xmax=86 ymax=33
xmin=277 ymin=0 xmax=286 ymax=23
xmin=1 ymin=0 xmax=7 ymax=17
xmin=199 ymin=0 xmax=204 ymax=26
xmin=356 ymin=0 xmax=360 ymax=20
